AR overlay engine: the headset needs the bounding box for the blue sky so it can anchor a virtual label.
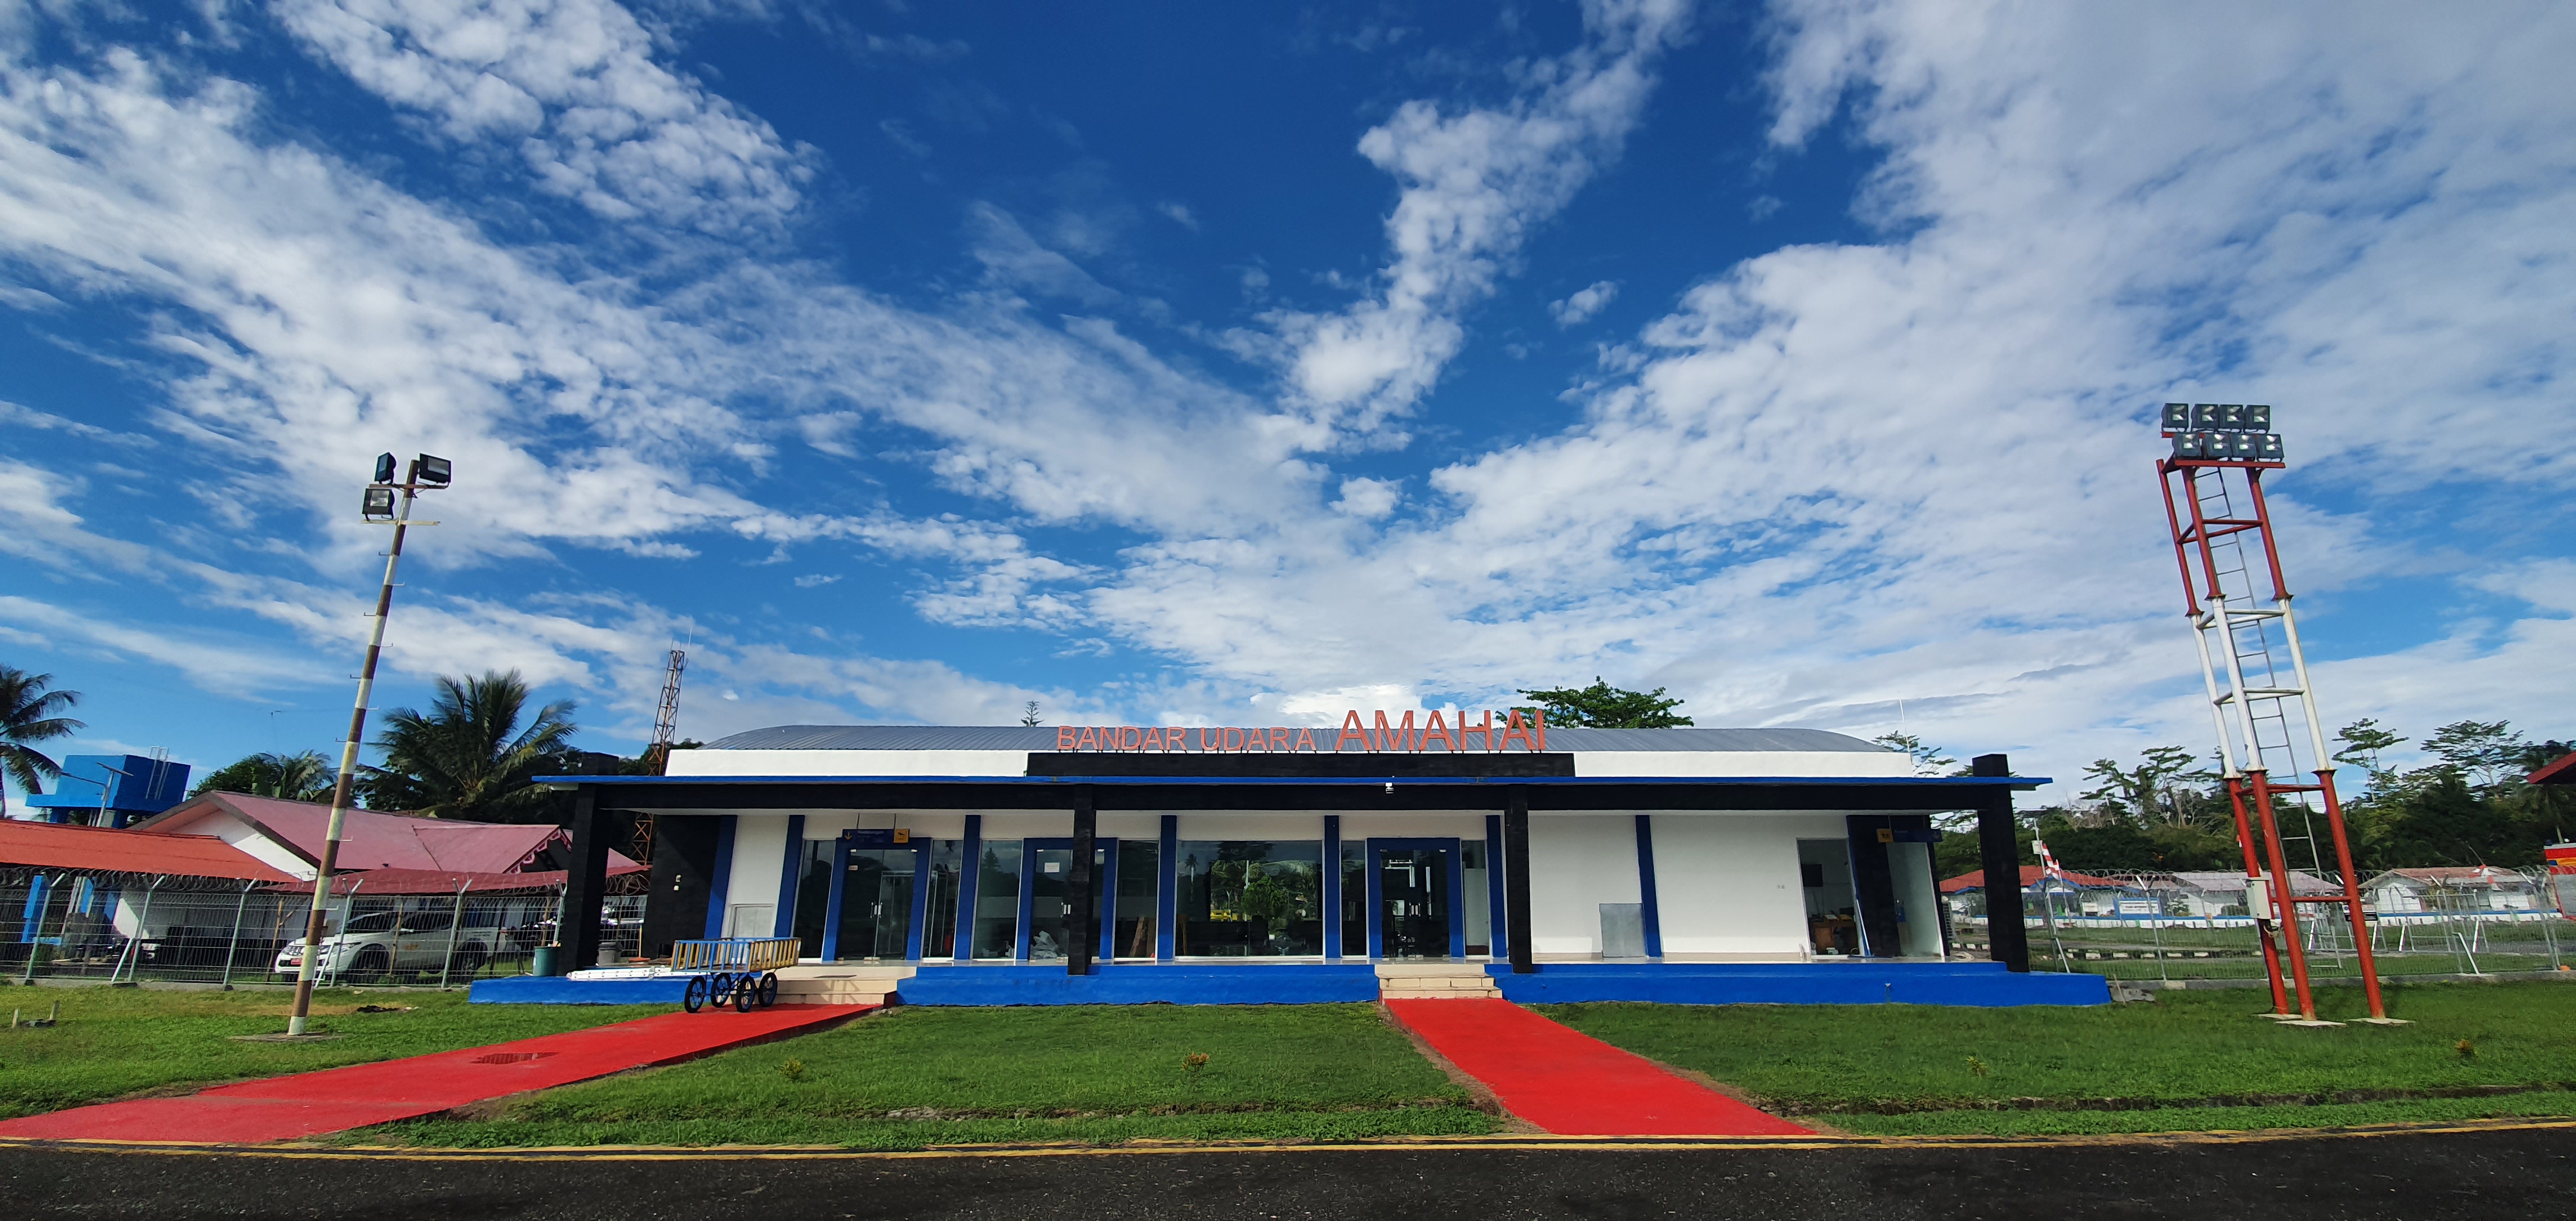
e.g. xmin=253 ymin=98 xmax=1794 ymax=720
xmin=2 ymin=0 xmax=2569 ymax=804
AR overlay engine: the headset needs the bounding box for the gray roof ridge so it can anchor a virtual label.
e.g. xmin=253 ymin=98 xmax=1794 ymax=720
xmin=703 ymin=723 xmax=1890 ymax=753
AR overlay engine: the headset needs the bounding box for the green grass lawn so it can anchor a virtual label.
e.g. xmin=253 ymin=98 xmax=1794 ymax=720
xmin=0 ymin=985 xmax=669 ymax=1119
xmin=373 ymin=1002 xmax=1495 ymax=1150
xmin=1540 ymin=981 xmax=2576 ymax=1135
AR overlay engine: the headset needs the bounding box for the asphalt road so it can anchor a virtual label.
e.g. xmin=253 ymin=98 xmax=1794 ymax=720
xmin=3 ymin=1126 xmax=2570 ymax=1220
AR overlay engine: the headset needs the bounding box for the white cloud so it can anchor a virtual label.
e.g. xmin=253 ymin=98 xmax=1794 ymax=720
xmin=1154 ymin=201 xmax=1198 ymax=231
xmin=1330 ymin=476 xmax=1400 ymax=519
xmin=1271 ymin=0 xmax=1690 ymax=434
xmin=274 ymin=0 xmax=813 ymax=235
xmin=1548 ymin=280 xmax=1618 ymax=327
xmin=790 ymin=572 xmax=839 ymax=588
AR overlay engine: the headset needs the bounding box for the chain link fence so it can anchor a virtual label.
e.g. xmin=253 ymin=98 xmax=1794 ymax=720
xmin=1949 ymin=867 xmax=2572 ymax=981
xmin=2 ymin=874 xmax=645 ymax=988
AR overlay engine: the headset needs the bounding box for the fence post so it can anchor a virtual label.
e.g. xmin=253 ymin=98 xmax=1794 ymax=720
xmin=220 ymin=879 xmax=254 ymax=988
xmin=19 ymin=874 xmax=63 ymax=985
xmin=438 ymin=878 xmax=471 ymax=990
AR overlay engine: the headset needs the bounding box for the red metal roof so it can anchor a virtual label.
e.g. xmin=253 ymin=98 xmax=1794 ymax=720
xmin=133 ymin=794 xmax=641 ymax=875
xmin=270 ymin=865 xmax=640 ymax=895
xmin=0 ymin=818 xmax=296 ymax=883
xmin=1940 ymin=865 xmax=2124 ymax=893
xmin=2530 ymin=750 xmax=2576 ymax=787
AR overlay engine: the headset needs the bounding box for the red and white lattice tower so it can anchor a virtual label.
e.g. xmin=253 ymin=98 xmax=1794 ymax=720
xmin=631 ymin=647 xmax=686 ymax=865
xmin=2156 ymin=403 xmax=2387 ymax=1023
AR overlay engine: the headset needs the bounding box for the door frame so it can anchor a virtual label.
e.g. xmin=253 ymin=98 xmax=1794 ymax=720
xmin=1364 ymin=837 xmax=1466 ymax=960
xmin=1016 ymin=837 xmax=1119 ymax=963
xmin=821 ymin=833 xmax=933 ymax=962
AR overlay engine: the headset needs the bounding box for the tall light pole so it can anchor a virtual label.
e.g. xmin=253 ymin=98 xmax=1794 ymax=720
xmin=286 ymin=453 xmax=449 ymax=1036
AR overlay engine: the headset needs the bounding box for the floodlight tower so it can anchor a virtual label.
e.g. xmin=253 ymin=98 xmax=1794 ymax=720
xmin=2155 ymin=405 xmax=2388 ymax=1024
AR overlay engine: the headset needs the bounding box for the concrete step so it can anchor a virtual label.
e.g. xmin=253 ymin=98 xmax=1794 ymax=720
xmin=1376 ymin=965 xmax=1502 ymax=1000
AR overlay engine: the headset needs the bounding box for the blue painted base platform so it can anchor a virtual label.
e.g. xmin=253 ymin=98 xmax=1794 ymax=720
xmin=897 ymin=963 xmax=1382 ymax=1006
xmin=1486 ymin=962 xmax=2108 ymax=1007
xmin=465 ymin=961 xmax=2105 ymax=1007
xmin=468 ymin=974 xmax=697 ymax=1005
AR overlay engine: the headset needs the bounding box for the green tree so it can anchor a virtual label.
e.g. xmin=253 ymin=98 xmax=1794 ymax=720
xmin=358 ymin=670 xmax=579 ymax=822
xmin=1514 ymin=678 xmax=1693 ymax=728
xmin=2078 ymin=746 xmax=2216 ymax=826
xmin=2419 ymin=720 xmax=2528 ymax=791
xmin=1870 ymin=732 xmax=1956 ymax=777
xmin=191 ymin=750 xmax=337 ymax=802
xmin=2332 ymin=717 xmax=2405 ymax=792
xmin=0 ymin=667 xmax=84 ymax=820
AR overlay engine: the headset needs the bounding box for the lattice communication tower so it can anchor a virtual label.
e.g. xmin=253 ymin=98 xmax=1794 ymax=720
xmin=631 ymin=647 xmax=686 ymax=865
xmin=2157 ymin=404 xmax=2386 ymax=1022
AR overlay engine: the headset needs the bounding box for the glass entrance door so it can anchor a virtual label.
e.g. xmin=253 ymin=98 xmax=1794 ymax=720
xmin=1021 ymin=840 xmax=1112 ymax=962
xmin=829 ymin=846 xmax=920 ymax=962
xmin=1370 ymin=840 xmax=1461 ymax=959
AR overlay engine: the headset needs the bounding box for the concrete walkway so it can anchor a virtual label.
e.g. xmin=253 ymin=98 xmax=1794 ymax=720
xmin=0 ymin=1003 xmax=870 ymax=1143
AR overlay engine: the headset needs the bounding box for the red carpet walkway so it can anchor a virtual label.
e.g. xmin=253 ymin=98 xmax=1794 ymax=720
xmin=1386 ymin=998 xmax=1812 ymax=1137
xmin=0 ymin=1003 xmax=870 ymax=1144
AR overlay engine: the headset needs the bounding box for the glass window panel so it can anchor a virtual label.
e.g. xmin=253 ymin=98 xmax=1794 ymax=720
xmin=1114 ymin=839 xmax=1159 ymax=959
xmin=1461 ymin=840 xmax=1490 ymax=957
xmin=922 ymin=839 xmax=963 ymax=960
xmin=1175 ymin=841 xmax=1323 ymax=957
xmin=1026 ymin=846 xmax=1105 ymax=961
xmin=836 ymin=848 xmax=918 ymax=962
xmin=1339 ymin=840 xmax=1367 ymax=957
xmin=971 ymin=841 xmax=1022 ymax=960
xmin=792 ymin=839 xmax=832 ymax=957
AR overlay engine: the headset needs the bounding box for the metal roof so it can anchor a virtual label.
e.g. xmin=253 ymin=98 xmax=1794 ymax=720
xmin=702 ymin=724 xmax=1889 ymax=754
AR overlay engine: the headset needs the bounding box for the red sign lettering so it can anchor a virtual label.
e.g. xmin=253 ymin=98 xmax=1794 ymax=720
xmin=1050 ymin=709 xmax=1547 ymax=753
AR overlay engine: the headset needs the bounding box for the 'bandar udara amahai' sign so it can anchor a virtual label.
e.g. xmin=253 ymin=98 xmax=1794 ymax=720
xmin=1055 ymin=709 xmax=1550 ymax=754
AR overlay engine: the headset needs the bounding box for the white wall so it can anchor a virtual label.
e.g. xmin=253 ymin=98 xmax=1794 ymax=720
xmin=669 ymin=749 xmax=1026 ymax=777
xmin=1574 ymin=751 xmax=1912 ymax=778
xmin=1527 ymin=814 xmax=1641 ymax=957
xmin=154 ymin=808 xmax=318 ymax=880
xmin=723 ymin=814 xmax=793 ymax=938
xmin=1650 ymin=813 xmax=1843 ymax=960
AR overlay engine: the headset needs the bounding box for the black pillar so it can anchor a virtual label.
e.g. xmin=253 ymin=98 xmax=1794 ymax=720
xmin=640 ymin=816 xmax=719 ymax=959
xmin=1066 ymin=787 xmax=1096 ymax=977
xmin=1504 ymin=786 xmax=1535 ymax=974
xmin=1972 ymin=753 xmax=2030 ymax=973
xmin=557 ymin=752 xmax=623 ymax=974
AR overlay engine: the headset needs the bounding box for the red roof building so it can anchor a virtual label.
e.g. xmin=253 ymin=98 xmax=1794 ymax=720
xmin=127 ymin=793 xmax=641 ymax=883
xmin=0 ymin=818 xmax=295 ymax=883
xmin=1939 ymin=865 xmax=2124 ymax=893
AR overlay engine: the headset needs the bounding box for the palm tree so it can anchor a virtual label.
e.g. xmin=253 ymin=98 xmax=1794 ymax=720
xmin=360 ymin=670 xmax=579 ymax=822
xmin=191 ymin=750 xmax=338 ymax=802
xmin=1 ymin=667 xmax=84 ymax=820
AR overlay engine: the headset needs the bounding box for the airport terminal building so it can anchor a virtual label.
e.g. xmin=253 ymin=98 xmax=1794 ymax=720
xmin=538 ymin=716 xmax=2091 ymax=1005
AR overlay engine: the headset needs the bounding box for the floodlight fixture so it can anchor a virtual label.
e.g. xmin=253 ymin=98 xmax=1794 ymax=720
xmin=2253 ymin=433 xmax=2284 ymax=462
xmin=374 ymin=453 xmax=398 ymax=484
xmin=414 ymin=453 xmax=452 ymax=486
xmin=2161 ymin=403 xmax=2190 ymax=434
xmin=362 ymin=486 xmax=397 ymax=520
xmin=2190 ymin=403 xmax=2223 ymax=430
xmin=2241 ymin=404 xmax=2271 ymax=431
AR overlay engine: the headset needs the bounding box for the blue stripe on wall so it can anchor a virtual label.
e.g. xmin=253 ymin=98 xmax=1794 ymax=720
xmin=1635 ymin=813 xmax=1663 ymax=959
xmin=772 ymin=815 xmax=805 ymax=939
xmin=702 ymin=816 xmax=736 ymax=940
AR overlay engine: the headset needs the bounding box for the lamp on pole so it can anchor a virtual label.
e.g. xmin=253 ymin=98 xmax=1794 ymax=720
xmin=285 ymin=452 xmax=449 ymax=1036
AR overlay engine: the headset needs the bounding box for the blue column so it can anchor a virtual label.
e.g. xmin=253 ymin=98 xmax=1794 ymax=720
xmin=1156 ymin=815 xmax=1178 ymax=960
xmin=700 ymin=816 xmax=737 ymax=940
xmin=954 ymin=815 xmax=982 ymax=961
xmin=821 ymin=833 xmax=851 ymax=961
xmin=906 ymin=845 xmax=932 ymax=961
xmin=771 ymin=815 xmax=806 ymax=939
xmin=1321 ymin=815 xmax=1342 ymax=958
xmin=1635 ymin=814 xmax=1664 ymax=959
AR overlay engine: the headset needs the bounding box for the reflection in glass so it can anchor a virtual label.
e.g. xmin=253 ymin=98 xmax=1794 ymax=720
xmin=837 ymin=847 xmax=918 ymax=961
xmin=972 ymin=841 xmax=1022 ymax=959
xmin=791 ymin=839 xmax=832 ymax=958
xmin=1115 ymin=840 xmax=1159 ymax=959
xmin=1379 ymin=847 xmax=1452 ymax=959
xmin=1026 ymin=845 xmax=1105 ymax=962
xmin=922 ymin=839 xmax=963 ymax=959
xmin=1176 ymin=841 xmax=1323 ymax=957
xmin=1339 ymin=840 xmax=1366 ymax=957
xmin=1461 ymin=840 xmax=1490 ymax=957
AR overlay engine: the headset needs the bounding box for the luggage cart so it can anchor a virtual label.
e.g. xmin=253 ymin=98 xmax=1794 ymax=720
xmin=671 ymin=938 xmax=800 ymax=1012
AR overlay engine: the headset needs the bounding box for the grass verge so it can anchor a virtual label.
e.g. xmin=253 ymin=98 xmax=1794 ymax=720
xmin=1539 ymin=981 xmax=2576 ymax=1136
xmin=373 ymin=1002 xmax=1496 ymax=1149
xmin=0 ymin=985 xmax=669 ymax=1119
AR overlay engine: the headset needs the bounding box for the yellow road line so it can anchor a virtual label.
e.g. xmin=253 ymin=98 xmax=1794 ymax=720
xmin=2 ymin=1116 xmax=2570 ymax=1161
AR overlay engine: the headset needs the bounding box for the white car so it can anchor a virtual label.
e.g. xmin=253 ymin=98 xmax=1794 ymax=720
xmin=273 ymin=909 xmax=491 ymax=981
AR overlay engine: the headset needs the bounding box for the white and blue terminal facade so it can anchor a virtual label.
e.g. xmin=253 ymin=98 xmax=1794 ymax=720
xmin=534 ymin=723 xmax=2106 ymax=1007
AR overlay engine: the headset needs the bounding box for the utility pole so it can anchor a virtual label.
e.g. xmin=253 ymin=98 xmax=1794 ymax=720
xmin=285 ymin=453 xmax=448 ymax=1037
